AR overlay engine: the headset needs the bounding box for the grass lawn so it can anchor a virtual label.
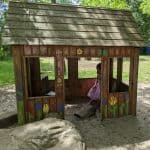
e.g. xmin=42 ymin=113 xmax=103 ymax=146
xmin=0 ymin=56 xmax=150 ymax=87
xmin=0 ymin=57 xmax=14 ymax=86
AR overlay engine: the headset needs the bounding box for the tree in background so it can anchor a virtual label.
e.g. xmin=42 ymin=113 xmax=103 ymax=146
xmin=126 ymin=0 xmax=150 ymax=41
xmin=81 ymin=0 xmax=150 ymax=42
xmin=0 ymin=1 xmax=9 ymax=60
xmin=140 ymin=0 xmax=150 ymax=15
xmin=81 ymin=0 xmax=129 ymax=9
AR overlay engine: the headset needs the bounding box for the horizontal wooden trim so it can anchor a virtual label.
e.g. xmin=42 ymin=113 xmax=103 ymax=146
xmin=9 ymin=1 xmax=131 ymax=15
xmin=3 ymin=29 xmax=143 ymax=40
xmin=4 ymin=22 xmax=139 ymax=33
xmin=2 ymin=37 xmax=147 ymax=47
xmin=7 ymin=9 xmax=133 ymax=21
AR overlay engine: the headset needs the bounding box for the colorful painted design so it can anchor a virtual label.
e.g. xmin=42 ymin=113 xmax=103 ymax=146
xmin=99 ymin=49 xmax=108 ymax=56
xmin=43 ymin=104 xmax=49 ymax=114
xmin=77 ymin=48 xmax=83 ymax=55
xmin=102 ymin=49 xmax=108 ymax=56
xmin=108 ymin=96 xmax=118 ymax=117
xmin=35 ymin=102 xmax=42 ymax=121
xmin=57 ymin=104 xmax=64 ymax=112
xmin=109 ymin=96 xmax=117 ymax=106
xmin=124 ymin=93 xmax=129 ymax=115
xmin=57 ymin=77 xmax=63 ymax=87
xmin=16 ymin=91 xmax=23 ymax=100
xmin=17 ymin=101 xmax=25 ymax=125
xmin=35 ymin=103 xmax=42 ymax=111
xmin=119 ymin=103 xmax=125 ymax=116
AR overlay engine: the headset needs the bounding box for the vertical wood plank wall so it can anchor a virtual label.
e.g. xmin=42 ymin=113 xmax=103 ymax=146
xmin=12 ymin=46 xmax=25 ymax=125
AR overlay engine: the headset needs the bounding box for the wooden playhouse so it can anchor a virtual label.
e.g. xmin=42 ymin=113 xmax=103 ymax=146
xmin=2 ymin=1 xmax=148 ymax=124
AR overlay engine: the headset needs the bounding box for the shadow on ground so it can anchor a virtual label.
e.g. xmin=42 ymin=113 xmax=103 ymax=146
xmin=65 ymin=84 xmax=150 ymax=150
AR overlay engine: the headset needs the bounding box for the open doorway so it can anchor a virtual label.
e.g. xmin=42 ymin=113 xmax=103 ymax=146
xmin=64 ymin=57 xmax=101 ymax=120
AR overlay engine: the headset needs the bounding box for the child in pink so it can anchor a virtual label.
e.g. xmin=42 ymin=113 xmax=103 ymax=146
xmin=74 ymin=63 xmax=101 ymax=119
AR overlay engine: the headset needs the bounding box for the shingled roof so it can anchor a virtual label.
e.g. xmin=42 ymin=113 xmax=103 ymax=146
xmin=2 ymin=1 xmax=148 ymax=46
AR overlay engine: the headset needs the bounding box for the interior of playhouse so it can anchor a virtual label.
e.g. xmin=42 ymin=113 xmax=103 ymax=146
xmin=24 ymin=56 xmax=130 ymax=114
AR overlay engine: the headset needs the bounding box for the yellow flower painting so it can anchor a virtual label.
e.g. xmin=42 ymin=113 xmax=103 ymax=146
xmin=109 ymin=96 xmax=117 ymax=106
xmin=77 ymin=48 xmax=83 ymax=55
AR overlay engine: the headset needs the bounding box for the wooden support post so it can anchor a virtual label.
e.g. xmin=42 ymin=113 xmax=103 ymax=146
xmin=101 ymin=57 xmax=109 ymax=120
xmin=129 ymin=48 xmax=139 ymax=116
xmin=55 ymin=49 xmax=65 ymax=118
xmin=117 ymin=57 xmax=123 ymax=89
xmin=12 ymin=46 xmax=25 ymax=125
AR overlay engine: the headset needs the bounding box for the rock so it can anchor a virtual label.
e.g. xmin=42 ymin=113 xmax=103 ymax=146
xmin=7 ymin=118 xmax=86 ymax=150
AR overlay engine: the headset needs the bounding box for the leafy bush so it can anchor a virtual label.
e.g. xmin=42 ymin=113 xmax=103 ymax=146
xmin=0 ymin=2 xmax=10 ymax=60
xmin=0 ymin=47 xmax=7 ymax=60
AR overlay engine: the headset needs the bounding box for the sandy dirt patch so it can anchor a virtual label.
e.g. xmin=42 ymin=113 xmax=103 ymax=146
xmin=0 ymin=84 xmax=150 ymax=150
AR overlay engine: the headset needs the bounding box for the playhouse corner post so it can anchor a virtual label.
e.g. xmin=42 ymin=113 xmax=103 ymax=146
xmin=100 ymin=57 xmax=109 ymax=120
xmin=129 ymin=48 xmax=139 ymax=116
xmin=55 ymin=48 xmax=65 ymax=118
xmin=12 ymin=46 xmax=25 ymax=125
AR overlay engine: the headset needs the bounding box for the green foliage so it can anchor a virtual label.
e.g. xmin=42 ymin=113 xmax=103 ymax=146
xmin=81 ymin=0 xmax=150 ymax=41
xmin=81 ymin=0 xmax=129 ymax=9
xmin=126 ymin=0 xmax=150 ymax=41
xmin=0 ymin=57 xmax=14 ymax=86
xmin=0 ymin=47 xmax=7 ymax=60
xmin=140 ymin=0 xmax=150 ymax=15
xmin=57 ymin=0 xmax=72 ymax=4
xmin=0 ymin=56 xmax=150 ymax=86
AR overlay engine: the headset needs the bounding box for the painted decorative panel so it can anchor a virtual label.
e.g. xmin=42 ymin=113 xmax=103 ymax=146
xmin=105 ymin=92 xmax=129 ymax=118
xmin=43 ymin=98 xmax=50 ymax=118
xmin=35 ymin=100 xmax=43 ymax=121
xmin=108 ymin=94 xmax=118 ymax=118
xmin=17 ymin=101 xmax=25 ymax=125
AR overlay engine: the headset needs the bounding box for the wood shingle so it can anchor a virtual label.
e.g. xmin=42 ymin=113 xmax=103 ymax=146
xmin=2 ymin=1 xmax=148 ymax=47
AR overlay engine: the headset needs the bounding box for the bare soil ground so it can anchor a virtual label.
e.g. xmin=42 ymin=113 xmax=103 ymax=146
xmin=0 ymin=83 xmax=150 ymax=150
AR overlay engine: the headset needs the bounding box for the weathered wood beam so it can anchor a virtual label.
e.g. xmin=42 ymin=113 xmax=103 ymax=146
xmin=12 ymin=45 xmax=25 ymax=125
